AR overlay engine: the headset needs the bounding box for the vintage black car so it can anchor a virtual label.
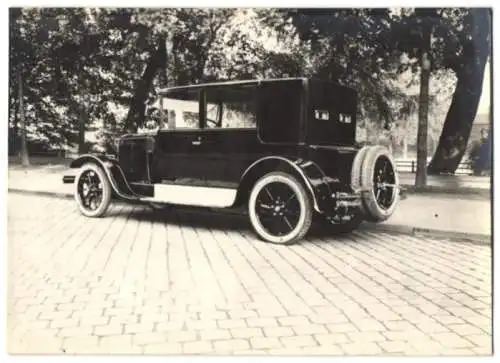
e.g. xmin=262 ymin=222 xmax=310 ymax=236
xmin=63 ymin=78 xmax=399 ymax=244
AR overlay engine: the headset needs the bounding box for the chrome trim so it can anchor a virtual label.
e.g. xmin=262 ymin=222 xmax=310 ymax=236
xmin=309 ymin=145 xmax=358 ymax=152
xmin=336 ymin=200 xmax=362 ymax=208
xmin=240 ymin=156 xmax=322 ymax=213
xmin=333 ymin=192 xmax=360 ymax=199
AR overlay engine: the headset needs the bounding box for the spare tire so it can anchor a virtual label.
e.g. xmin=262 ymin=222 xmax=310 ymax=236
xmin=350 ymin=145 xmax=371 ymax=191
xmin=352 ymin=146 xmax=399 ymax=222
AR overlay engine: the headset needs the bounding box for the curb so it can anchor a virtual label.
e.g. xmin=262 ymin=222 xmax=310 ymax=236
xmin=401 ymin=184 xmax=490 ymax=198
xmin=359 ymin=222 xmax=491 ymax=246
xmin=8 ymin=188 xmax=74 ymax=200
xmin=8 ymin=188 xmax=491 ymax=245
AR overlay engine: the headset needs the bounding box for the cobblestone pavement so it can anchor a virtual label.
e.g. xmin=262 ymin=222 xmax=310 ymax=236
xmin=7 ymin=193 xmax=492 ymax=356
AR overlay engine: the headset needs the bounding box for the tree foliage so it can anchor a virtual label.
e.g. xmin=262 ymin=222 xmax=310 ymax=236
xmin=261 ymin=8 xmax=491 ymax=173
xmin=9 ymin=8 xmax=270 ymax=150
xmin=9 ymin=7 xmax=491 ymax=174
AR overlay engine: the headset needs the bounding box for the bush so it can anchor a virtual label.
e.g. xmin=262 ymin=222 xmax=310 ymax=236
xmin=468 ymin=139 xmax=491 ymax=176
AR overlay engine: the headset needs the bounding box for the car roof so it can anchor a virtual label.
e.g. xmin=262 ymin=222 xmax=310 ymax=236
xmin=158 ymin=77 xmax=308 ymax=94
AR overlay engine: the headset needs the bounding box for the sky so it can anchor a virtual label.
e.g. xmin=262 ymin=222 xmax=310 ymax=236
xmin=477 ymin=60 xmax=491 ymax=115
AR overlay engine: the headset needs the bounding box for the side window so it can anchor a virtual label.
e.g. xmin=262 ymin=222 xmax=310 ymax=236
xmin=160 ymin=89 xmax=200 ymax=130
xmin=205 ymin=86 xmax=257 ymax=129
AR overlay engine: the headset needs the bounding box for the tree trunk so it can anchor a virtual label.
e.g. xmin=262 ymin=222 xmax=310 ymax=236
xmin=12 ymin=97 xmax=19 ymax=155
xmin=161 ymin=36 xmax=168 ymax=88
xmin=402 ymin=136 xmax=408 ymax=159
xmin=172 ymin=34 xmax=179 ymax=86
xmin=415 ymin=43 xmax=431 ymax=187
xmin=78 ymin=109 xmax=86 ymax=154
xmin=123 ymin=36 xmax=167 ymax=133
xmin=427 ymin=9 xmax=491 ymax=174
xmin=17 ymin=71 xmax=29 ymax=166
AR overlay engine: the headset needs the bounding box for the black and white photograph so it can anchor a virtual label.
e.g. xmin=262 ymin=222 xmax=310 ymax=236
xmin=5 ymin=4 xmax=493 ymax=356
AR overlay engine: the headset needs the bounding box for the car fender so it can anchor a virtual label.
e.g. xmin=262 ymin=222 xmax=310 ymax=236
xmin=69 ymin=154 xmax=140 ymax=200
xmin=235 ymin=156 xmax=333 ymax=213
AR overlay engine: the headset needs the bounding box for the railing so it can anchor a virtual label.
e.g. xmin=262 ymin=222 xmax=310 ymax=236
xmin=395 ymin=159 xmax=474 ymax=175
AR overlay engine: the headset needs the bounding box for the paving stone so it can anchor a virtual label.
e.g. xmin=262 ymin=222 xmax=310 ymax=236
xmin=144 ymin=342 xmax=183 ymax=354
xmin=342 ymin=342 xmax=383 ymax=355
xmin=183 ymin=340 xmax=213 ymax=354
xmin=263 ymin=326 xmax=295 ymax=337
xmin=7 ymin=194 xmax=492 ymax=355
xmin=433 ymin=332 xmax=476 ymax=349
xmin=230 ymin=327 xmax=263 ymax=339
xmin=133 ymin=332 xmax=168 ymax=346
xmin=213 ymin=339 xmax=250 ymax=351
xmin=314 ymin=333 xmax=350 ymax=345
xmin=250 ymin=336 xmax=283 ymax=349
xmin=280 ymin=335 xmax=317 ymax=348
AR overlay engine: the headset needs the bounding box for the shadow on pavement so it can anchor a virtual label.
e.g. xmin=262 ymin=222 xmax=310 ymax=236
xmin=105 ymin=204 xmax=358 ymax=242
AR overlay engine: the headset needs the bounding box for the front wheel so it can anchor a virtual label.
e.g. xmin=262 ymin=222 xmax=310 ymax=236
xmin=74 ymin=163 xmax=112 ymax=217
xmin=248 ymin=172 xmax=312 ymax=245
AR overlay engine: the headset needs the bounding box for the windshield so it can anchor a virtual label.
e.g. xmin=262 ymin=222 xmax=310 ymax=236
xmin=156 ymin=89 xmax=201 ymax=130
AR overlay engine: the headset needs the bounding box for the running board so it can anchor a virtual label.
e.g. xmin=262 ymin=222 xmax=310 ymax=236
xmin=140 ymin=184 xmax=237 ymax=208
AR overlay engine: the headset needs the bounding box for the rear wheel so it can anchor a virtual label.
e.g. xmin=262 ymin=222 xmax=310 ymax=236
xmin=74 ymin=163 xmax=112 ymax=217
xmin=248 ymin=172 xmax=312 ymax=245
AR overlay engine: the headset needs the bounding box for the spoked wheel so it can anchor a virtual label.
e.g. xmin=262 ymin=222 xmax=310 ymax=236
xmin=248 ymin=172 xmax=312 ymax=245
xmin=74 ymin=163 xmax=112 ymax=217
xmin=372 ymin=155 xmax=397 ymax=210
xmin=355 ymin=146 xmax=399 ymax=222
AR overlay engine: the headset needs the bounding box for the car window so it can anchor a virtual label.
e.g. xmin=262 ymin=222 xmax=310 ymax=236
xmin=205 ymin=86 xmax=257 ymax=129
xmin=160 ymin=89 xmax=200 ymax=130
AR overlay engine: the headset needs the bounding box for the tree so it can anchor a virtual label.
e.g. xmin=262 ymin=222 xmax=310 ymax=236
xmin=264 ymin=8 xmax=491 ymax=176
xmin=17 ymin=70 xmax=29 ymax=166
xmin=260 ymin=9 xmax=413 ymax=132
xmin=10 ymin=8 xmax=29 ymax=165
xmin=414 ymin=8 xmax=437 ymax=187
xmin=391 ymin=8 xmax=491 ymax=174
xmin=123 ymin=35 xmax=166 ymax=133
xmin=122 ymin=9 xmax=245 ymax=132
xmin=427 ymin=8 xmax=491 ymax=174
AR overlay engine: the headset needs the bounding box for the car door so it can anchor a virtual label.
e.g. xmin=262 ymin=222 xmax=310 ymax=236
xmin=200 ymin=84 xmax=263 ymax=188
xmin=151 ymin=87 xmax=208 ymax=186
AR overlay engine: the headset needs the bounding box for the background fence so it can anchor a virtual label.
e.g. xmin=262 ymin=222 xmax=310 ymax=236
xmin=394 ymin=159 xmax=473 ymax=175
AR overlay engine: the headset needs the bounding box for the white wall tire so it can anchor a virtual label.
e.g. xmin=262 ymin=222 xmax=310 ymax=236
xmin=248 ymin=172 xmax=312 ymax=245
xmin=358 ymin=146 xmax=399 ymax=222
xmin=74 ymin=163 xmax=112 ymax=218
xmin=351 ymin=145 xmax=371 ymax=190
